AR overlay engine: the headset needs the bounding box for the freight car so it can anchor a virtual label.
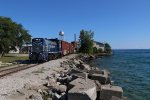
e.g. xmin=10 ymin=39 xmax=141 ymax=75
xmin=29 ymin=38 xmax=74 ymax=62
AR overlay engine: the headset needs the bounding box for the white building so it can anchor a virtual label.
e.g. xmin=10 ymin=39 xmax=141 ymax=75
xmin=93 ymin=41 xmax=105 ymax=51
xmin=9 ymin=43 xmax=32 ymax=54
xmin=9 ymin=46 xmax=20 ymax=53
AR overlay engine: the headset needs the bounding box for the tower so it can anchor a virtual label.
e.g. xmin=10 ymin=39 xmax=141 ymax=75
xmin=74 ymin=33 xmax=76 ymax=42
xmin=59 ymin=31 xmax=64 ymax=41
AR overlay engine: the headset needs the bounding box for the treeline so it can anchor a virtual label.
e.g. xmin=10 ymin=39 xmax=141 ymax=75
xmin=0 ymin=16 xmax=111 ymax=57
xmin=0 ymin=16 xmax=31 ymax=57
xmin=79 ymin=29 xmax=112 ymax=54
xmin=93 ymin=43 xmax=112 ymax=54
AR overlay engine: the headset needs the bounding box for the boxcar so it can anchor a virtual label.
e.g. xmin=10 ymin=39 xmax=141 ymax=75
xmin=61 ymin=41 xmax=70 ymax=56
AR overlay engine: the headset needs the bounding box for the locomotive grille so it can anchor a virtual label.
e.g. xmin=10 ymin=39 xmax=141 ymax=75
xmin=32 ymin=46 xmax=43 ymax=53
xmin=32 ymin=39 xmax=43 ymax=53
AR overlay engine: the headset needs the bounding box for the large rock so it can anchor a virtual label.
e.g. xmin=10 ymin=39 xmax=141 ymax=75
xmin=68 ymin=68 xmax=85 ymax=74
xmin=89 ymin=55 xmax=96 ymax=60
xmin=29 ymin=94 xmax=43 ymax=100
xmin=110 ymin=96 xmax=123 ymax=100
xmin=76 ymin=64 xmax=91 ymax=70
xmin=46 ymin=78 xmax=57 ymax=87
xmin=102 ymin=70 xmax=110 ymax=76
xmin=68 ymin=78 xmax=97 ymax=100
xmin=73 ymin=59 xmax=81 ymax=65
xmin=100 ymin=85 xmax=123 ymax=100
xmin=52 ymin=92 xmax=66 ymax=100
xmin=72 ymin=72 xmax=88 ymax=80
xmin=88 ymin=69 xmax=111 ymax=84
xmin=82 ymin=64 xmax=91 ymax=70
xmin=89 ymin=73 xmax=109 ymax=84
xmin=89 ymin=69 xmax=110 ymax=76
xmin=57 ymin=77 xmax=68 ymax=84
xmin=94 ymin=80 xmax=101 ymax=91
xmin=68 ymin=68 xmax=88 ymax=80
xmin=52 ymin=85 xmax=67 ymax=93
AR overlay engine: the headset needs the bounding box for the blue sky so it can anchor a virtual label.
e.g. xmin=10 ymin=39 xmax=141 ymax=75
xmin=0 ymin=0 xmax=150 ymax=49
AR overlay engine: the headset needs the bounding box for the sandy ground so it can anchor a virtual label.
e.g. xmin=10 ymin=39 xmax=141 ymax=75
xmin=0 ymin=54 xmax=77 ymax=100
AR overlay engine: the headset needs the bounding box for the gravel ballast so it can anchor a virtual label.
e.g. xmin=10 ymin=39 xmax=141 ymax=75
xmin=0 ymin=54 xmax=77 ymax=100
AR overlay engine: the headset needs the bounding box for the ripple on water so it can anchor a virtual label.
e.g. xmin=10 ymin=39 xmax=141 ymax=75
xmin=91 ymin=50 xmax=150 ymax=100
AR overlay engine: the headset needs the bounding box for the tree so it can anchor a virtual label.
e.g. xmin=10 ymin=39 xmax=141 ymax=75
xmin=0 ymin=16 xmax=31 ymax=57
xmin=93 ymin=47 xmax=104 ymax=54
xmin=79 ymin=29 xmax=94 ymax=54
xmin=98 ymin=48 xmax=103 ymax=53
xmin=104 ymin=43 xmax=112 ymax=53
xmin=93 ymin=47 xmax=98 ymax=54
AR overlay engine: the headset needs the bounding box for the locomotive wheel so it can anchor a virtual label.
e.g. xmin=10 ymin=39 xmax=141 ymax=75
xmin=48 ymin=54 xmax=54 ymax=60
xmin=48 ymin=55 xmax=52 ymax=60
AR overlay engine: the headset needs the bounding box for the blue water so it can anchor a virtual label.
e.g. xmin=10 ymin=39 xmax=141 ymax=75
xmin=91 ymin=49 xmax=150 ymax=100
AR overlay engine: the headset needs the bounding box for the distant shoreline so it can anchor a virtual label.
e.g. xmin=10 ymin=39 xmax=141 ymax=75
xmin=113 ymin=49 xmax=150 ymax=50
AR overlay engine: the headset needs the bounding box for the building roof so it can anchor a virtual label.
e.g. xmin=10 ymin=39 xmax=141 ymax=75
xmin=22 ymin=43 xmax=32 ymax=47
xmin=94 ymin=41 xmax=104 ymax=47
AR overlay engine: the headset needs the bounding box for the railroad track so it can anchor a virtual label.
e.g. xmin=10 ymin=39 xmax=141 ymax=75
xmin=0 ymin=63 xmax=39 ymax=78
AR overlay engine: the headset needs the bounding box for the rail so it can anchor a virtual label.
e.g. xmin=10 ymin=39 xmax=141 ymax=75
xmin=0 ymin=63 xmax=39 ymax=78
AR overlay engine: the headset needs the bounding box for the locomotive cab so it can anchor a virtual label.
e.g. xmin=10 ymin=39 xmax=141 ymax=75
xmin=29 ymin=38 xmax=49 ymax=62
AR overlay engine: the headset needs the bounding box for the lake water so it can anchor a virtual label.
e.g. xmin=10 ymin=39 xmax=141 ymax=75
xmin=91 ymin=49 xmax=150 ymax=100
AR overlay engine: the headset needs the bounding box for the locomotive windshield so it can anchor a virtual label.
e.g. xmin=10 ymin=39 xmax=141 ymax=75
xmin=32 ymin=38 xmax=43 ymax=46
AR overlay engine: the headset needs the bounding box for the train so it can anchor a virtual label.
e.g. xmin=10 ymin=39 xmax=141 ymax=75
xmin=29 ymin=38 xmax=75 ymax=62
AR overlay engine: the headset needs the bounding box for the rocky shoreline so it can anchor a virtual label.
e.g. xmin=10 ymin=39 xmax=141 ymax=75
xmin=44 ymin=54 xmax=125 ymax=100
xmin=0 ymin=54 xmax=125 ymax=100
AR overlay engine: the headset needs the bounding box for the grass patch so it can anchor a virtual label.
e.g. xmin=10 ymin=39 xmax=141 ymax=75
xmin=0 ymin=55 xmax=28 ymax=63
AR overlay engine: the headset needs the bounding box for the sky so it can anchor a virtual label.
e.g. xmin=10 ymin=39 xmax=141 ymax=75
xmin=0 ymin=0 xmax=150 ymax=49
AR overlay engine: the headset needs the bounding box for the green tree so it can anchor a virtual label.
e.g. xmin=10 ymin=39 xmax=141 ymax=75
xmin=0 ymin=16 xmax=31 ymax=57
xmin=93 ymin=47 xmax=98 ymax=54
xmin=104 ymin=43 xmax=112 ymax=53
xmin=98 ymin=48 xmax=103 ymax=53
xmin=79 ymin=29 xmax=94 ymax=54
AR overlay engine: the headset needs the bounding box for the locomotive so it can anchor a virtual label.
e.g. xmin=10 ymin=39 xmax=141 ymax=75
xmin=29 ymin=38 xmax=74 ymax=62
